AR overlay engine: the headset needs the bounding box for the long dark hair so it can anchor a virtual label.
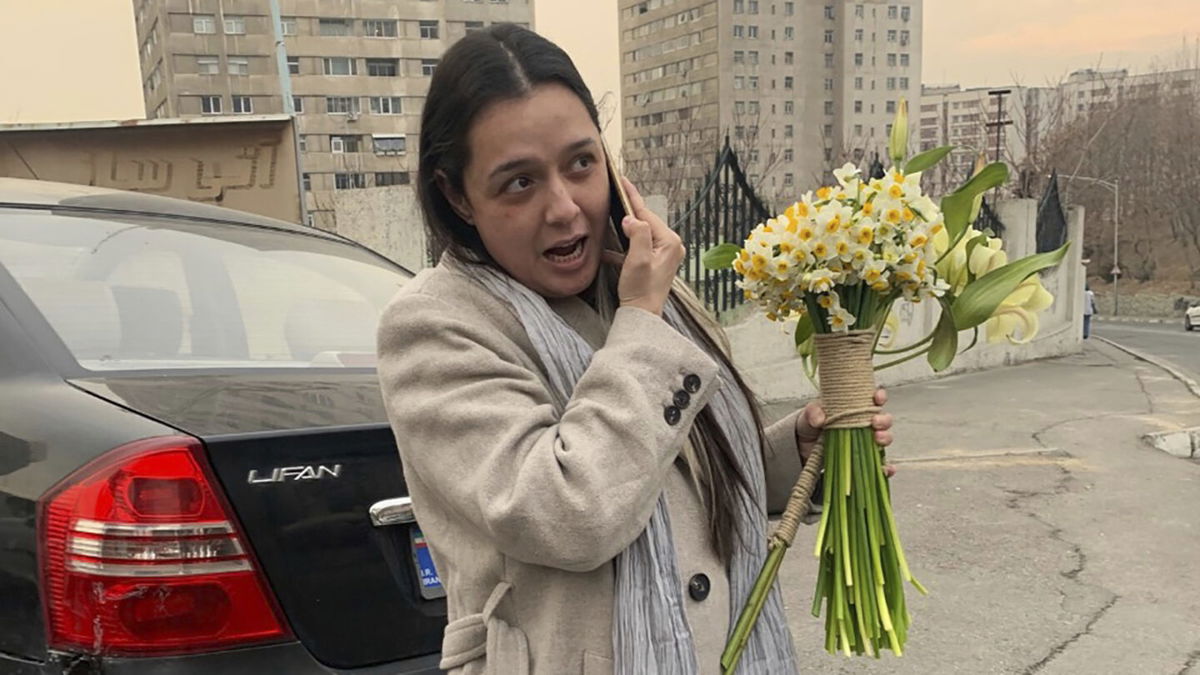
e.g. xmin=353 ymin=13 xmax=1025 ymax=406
xmin=418 ymin=24 xmax=767 ymax=565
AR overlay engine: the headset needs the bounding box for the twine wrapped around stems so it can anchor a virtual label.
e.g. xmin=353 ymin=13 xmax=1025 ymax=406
xmin=771 ymin=330 xmax=879 ymax=549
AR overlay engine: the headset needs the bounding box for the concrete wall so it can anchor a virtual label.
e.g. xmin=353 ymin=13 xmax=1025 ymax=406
xmin=332 ymin=184 xmax=427 ymax=272
xmin=0 ymin=116 xmax=302 ymax=223
xmin=725 ymin=199 xmax=1087 ymax=402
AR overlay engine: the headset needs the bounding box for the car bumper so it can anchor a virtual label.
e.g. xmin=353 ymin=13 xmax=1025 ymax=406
xmin=2 ymin=642 xmax=442 ymax=675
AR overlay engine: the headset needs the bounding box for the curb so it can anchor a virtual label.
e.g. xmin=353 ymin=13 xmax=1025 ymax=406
xmin=1092 ymin=315 xmax=1177 ymax=325
xmin=1093 ymin=336 xmax=1200 ymax=400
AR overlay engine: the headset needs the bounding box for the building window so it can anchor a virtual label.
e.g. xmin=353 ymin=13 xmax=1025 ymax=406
xmin=281 ymin=17 xmax=297 ymax=35
xmin=465 ymin=20 xmax=485 ymax=32
xmin=854 ymin=124 xmax=863 ymax=136
xmin=232 ymin=96 xmax=252 ymax=114
xmin=854 ymin=53 xmax=863 ymax=66
xmin=747 ymin=25 xmax=758 ymax=38
xmin=785 ymin=26 xmax=794 ymax=40
xmin=193 ymin=15 xmax=216 ymax=34
xmin=733 ymin=0 xmax=744 ymax=12
xmin=421 ymin=59 xmax=438 ymax=76
xmin=319 ymin=18 xmax=353 ymax=36
xmin=734 ymin=76 xmax=745 ymax=90
xmin=900 ymin=77 xmax=909 ymax=89
xmin=375 ymin=172 xmax=409 ymax=186
xmin=855 ymin=76 xmax=863 ymax=90
xmin=748 ymin=0 xmax=758 ymax=13
xmin=734 ymin=50 xmax=745 ymax=64
xmin=733 ymin=25 xmax=744 ymax=38
xmin=824 ymin=29 xmax=834 ymax=44
xmin=197 ymin=56 xmax=220 ymax=75
xmin=784 ymin=1 xmax=794 ymax=15
xmin=291 ymin=96 xmax=304 ymax=113
xmin=748 ymin=50 xmax=759 ymax=64
xmin=326 ymin=96 xmax=360 ymax=115
xmin=888 ymin=53 xmax=897 ymax=67
xmin=900 ymin=53 xmax=910 ymax=67
xmin=784 ymin=100 xmax=794 ymax=114
xmin=201 ymin=95 xmax=221 ymax=115
xmin=330 ymin=135 xmax=361 ymax=153
xmin=302 ymin=172 xmax=312 ymax=190
xmin=854 ymin=100 xmax=863 ymax=113
xmin=748 ymin=76 xmax=758 ymax=89
xmin=228 ymin=57 xmax=249 ymax=76
xmin=887 ymin=77 xmax=896 ymax=90
xmin=748 ymin=100 xmax=759 ymax=114
xmin=365 ymin=19 xmax=397 ymax=37
xmin=825 ymin=52 xmax=834 ymax=67
xmin=419 ymin=20 xmax=440 ymax=39
xmin=824 ymin=5 xmax=834 ymax=19
xmin=887 ymin=29 xmax=897 ymax=42
xmin=900 ymin=30 xmax=910 ymax=45
xmin=323 ymin=57 xmax=357 ymax=76
xmin=783 ymin=148 xmax=794 ymax=161
xmin=855 ymin=4 xmax=864 ymax=18
xmin=335 ymin=173 xmax=366 ymax=190
xmin=886 ymin=100 xmax=896 ymax=113
xmin=366 ymin=58 xmax=398 ymax=77
xmin=223 ymin=16 xmax=246 ymax=34
xmin=784 ymin=51 xmax=794 ymax=65
xmin=855 ymin=28 xmax=863 ymax=41
xmin=901 ymin=5 xmax=911 ymax=21
xmin=288 ymin=56 xmax=300 ymax=74
xmin=735 ymin=100 xmax=746 ymax=114
xmin=784 ymin=76 xmax=794 ymax=89
xmin=784 ymin=124 xmax=794 ymax=138
xmin=888 ymin=5 xmax=898 ymax=19
xmin=369 ymin=96 xmax=402 ymax=114
xmin=784 ymin=172 xmax=795 ymax=186
xmin=373 ymin=135 xmax=407 ymax=155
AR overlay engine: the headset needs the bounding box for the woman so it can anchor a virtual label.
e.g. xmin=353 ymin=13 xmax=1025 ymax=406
xmin=376 ymin=24 xmax=894 ymax=674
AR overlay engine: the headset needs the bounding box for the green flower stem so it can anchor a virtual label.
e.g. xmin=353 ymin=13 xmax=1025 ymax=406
xmin=872 ymin=330 xmax=935 ymax=355
xmin=873 ymin=345 xmax=933 ymax=371
xmin=720 ymin=541 xmax=788 ymax=674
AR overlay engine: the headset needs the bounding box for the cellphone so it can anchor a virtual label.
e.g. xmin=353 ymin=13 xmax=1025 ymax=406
xmin=603 ymin=138 xmax=633 ymax=253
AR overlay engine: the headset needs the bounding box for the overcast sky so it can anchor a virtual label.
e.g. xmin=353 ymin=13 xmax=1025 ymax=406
xmin=923 ymin=0 xmax=1200 ymax=87
xmin=1 ymin=1 xmax=1198 ymax=124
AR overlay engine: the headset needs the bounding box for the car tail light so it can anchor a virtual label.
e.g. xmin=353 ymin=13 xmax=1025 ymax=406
xmin=38 ymin=436 xmax=290 ymax=655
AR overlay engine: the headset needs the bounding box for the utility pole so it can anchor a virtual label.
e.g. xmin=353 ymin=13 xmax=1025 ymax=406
xmin=985 ymin=89 xmax=1013 ymax=164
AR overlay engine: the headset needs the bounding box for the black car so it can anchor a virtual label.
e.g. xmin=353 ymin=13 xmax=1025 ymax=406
xmin=0 ymin=179 xmax=445 ymax=674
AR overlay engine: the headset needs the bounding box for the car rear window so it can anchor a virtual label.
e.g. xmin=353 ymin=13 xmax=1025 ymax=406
xmin=0 ymin=209 xmax=409 ymax=371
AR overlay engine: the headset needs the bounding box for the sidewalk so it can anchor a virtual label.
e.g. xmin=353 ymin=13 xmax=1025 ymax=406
xmin=762 ymin=340 xmax=1200 ymax=674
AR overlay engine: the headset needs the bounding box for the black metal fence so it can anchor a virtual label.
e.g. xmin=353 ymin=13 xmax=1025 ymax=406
xmin=975 ymin=198 xmax=1006 ymax=238
xmin=672 ymin=137 xmax=771 ymax=318
xmin=1037 ymin=169 xmax=1068 ymax=253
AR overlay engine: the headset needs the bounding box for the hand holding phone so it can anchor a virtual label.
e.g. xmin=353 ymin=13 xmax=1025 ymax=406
xmin=600 ymin=143 xmax=685 ymax=317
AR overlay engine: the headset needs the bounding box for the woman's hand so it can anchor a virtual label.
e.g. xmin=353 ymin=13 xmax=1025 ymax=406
xmin=600 ymin=177 xmax=685 ymax=316
xmin=795 ymin=388 xmax=897 ymax=478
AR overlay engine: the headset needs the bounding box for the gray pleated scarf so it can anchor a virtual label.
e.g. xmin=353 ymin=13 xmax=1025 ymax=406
xmin=451 ymin=259 xmax=798 ymax=674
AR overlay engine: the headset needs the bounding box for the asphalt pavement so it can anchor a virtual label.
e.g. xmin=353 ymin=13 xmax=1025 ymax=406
xmin=761 ymin=339 xmax=1200 ymax=674
xmin=1094 ymin=321 xmax=1200 ymax=382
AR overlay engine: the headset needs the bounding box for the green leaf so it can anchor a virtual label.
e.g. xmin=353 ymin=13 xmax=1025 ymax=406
xmin=952 ymin=243 xmax=1070 ymax=330
xmin=927 ymin=297 xmax=958 ymax=372
xmin=941 ymin=162 xmax=1009 ymax=243
xmin=703 ymin=242 xmax=740 ymax=270
xmin=903 ymin=145 xmax=953 ymax=175
xmin=793 ymin=312 xmax=815 ymax=348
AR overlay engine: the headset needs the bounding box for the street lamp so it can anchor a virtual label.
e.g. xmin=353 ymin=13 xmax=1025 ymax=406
xmin=1058 ymin=174 xmax=1121 ymax=315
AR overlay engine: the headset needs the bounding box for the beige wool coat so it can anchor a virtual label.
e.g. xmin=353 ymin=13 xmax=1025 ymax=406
xmin=376 ymin=261 xmax=806 ymax=674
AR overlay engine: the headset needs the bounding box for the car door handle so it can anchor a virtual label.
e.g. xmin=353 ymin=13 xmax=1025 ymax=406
xmin=369 ymin=496 xmax=415 ymax=527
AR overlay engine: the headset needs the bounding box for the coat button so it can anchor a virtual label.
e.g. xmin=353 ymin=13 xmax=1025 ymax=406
xmin=673 ymin=390 xmax=691 ymax=409
xmin=683 ymin=373 xmax=702 ymax=393
xmin=688 ymin=573 xmax=711 ymax=601
xmin=664 ymin=406 xmax=681 ymax=426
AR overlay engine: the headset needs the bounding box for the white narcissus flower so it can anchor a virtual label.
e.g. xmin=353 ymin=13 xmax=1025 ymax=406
xmin=828 ymin=307 xmax=857 ymax=331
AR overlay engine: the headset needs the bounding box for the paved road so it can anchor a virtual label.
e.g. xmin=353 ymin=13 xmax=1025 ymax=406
xmin=1093 ymin=321 xmax=1200 ymax=380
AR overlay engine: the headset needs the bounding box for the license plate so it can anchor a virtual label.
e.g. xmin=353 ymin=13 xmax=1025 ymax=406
xmin=410 ymin=528 xmax=446 ymax=600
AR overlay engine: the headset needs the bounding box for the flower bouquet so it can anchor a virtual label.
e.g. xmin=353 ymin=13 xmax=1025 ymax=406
xmin=707 ymin=101 xmax=1069 ymax=670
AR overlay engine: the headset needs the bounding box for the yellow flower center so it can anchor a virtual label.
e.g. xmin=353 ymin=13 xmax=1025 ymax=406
xmin=886 ymin=209 xmax=902 ymax=224
xmin=817 ymin=186 xmax=833 ymax=200
xmin=889 ymin=185 xmax=904 ymax=198
xmin=862 ymin=201 xmax=875 ymax=215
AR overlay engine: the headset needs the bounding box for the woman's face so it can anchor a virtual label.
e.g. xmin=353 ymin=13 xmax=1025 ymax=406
xmin=448 ymin=83 xmax=611 ymax=298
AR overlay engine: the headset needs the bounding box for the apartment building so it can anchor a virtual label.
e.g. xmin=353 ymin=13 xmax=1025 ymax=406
xmin=618 ymin=0 xmax=922 ymax=208
xmin=133 ymin=0 xmax=532 ymax=229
